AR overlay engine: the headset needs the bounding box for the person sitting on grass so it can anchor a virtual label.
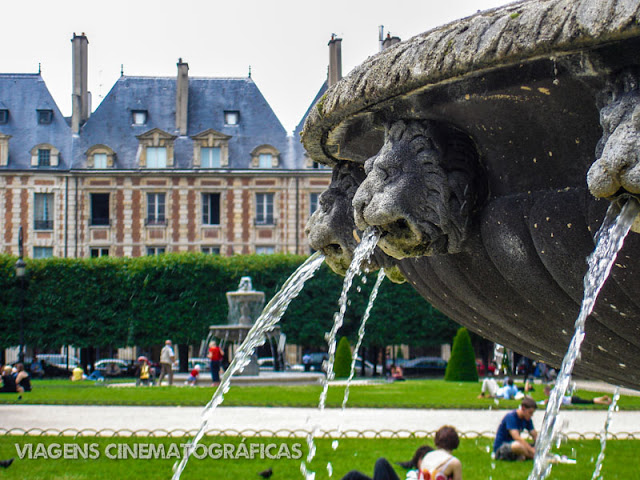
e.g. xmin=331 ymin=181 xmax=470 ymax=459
xmin=135 ymin=357 xmax=152 ymax=387
xmin=494 ymin=397 xmax=538 ymax=461
xmin=390 ymin=364 xmax=405 ymax=382
xmin=70 ymin=366 xmax=86 ymax=381
xmin=540 ymin=384 xmax=612 ymax=406
xmin=478 ymin=377 xmax=521 ymax=400
xmin=418 ymin=425 xmax=462 ymax=480
xmin=0 ymin=366 xmax=19 ymax=393
xmin=340 ymin=444 xmax=434 ymax=480
xmin=14 ymin=363 xmax=31 ymax=392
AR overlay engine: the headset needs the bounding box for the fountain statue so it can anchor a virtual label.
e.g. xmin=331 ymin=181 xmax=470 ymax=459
xmin=304 ymin=0 xmax=640 ymax=389
xmin=209 ymin=276 xmax=273 ymax=376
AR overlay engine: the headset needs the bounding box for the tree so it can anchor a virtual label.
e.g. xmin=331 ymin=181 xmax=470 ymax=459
xmin=444 ymin=327 xmax=478 ymax=382
xmin=334 ymin=336 xmax=353 ymax=378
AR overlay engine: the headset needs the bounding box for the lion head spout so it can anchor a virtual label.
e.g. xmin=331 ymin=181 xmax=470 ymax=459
xmin=305 ymin=161 xmax=406 ymax=283
xmin=353 ymin=119 xmax=486 ymax=259
xmin=306 ymin=162 xmax=366 ymax=275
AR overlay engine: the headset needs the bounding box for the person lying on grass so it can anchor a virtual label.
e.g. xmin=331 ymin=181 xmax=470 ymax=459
xmin=539 ymin=384 xmax=612 ymax=406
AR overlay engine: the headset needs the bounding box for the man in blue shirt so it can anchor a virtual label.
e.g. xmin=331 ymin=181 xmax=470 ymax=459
xmin=494 ymin=397 xmax=538 ymax=461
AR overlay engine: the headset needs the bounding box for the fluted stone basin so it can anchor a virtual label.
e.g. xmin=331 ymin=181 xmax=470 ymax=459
xmin=303 ymin=0 xmax=640 ymax=389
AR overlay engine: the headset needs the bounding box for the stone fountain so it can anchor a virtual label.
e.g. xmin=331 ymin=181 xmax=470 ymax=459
xmin=209 ymin=276 xmax=277 ymax=376
xmin=304 ymin=0 xmax=640 ymax=389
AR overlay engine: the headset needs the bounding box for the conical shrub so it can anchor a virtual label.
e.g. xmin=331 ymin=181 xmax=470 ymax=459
xmin=444 ymin=327 xmax=478 ymax=382
xmin=334 ymin=336 xmax=353 ymax=378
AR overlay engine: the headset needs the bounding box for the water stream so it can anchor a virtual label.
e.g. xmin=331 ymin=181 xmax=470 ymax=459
xmin=529 ymin=197 xmax=640 ymax=480
xmin=301 ymin=227 xmax=380 ymax=479
xmin=590 ymin=386 xmax=621 ymax=480
xmin=330 ymin=267 xmax=387 ymax=464
xmin=171 ymin=251 xmax=326 ymax=479
xmin=342 ymin=268 xmax=386 ymax=410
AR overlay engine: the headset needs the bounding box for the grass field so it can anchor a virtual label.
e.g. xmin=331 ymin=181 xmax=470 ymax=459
xmin=1 ymin=378 xmax=637 ymax=410
xmin=0 ymin=435 xmax=635 ymax=479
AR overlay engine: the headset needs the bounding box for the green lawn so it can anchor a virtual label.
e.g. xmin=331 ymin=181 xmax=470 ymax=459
xmin=0 ymin=435 xmax=635 ymax=479
xmin=2 ymin=378 xmax=638 ymax=409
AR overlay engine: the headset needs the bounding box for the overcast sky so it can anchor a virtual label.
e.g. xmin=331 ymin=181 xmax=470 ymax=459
xmin=2 ymin=0 xmax=512 ymax=133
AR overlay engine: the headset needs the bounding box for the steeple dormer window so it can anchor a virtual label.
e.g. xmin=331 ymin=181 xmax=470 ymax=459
xmin=250 ymin=145 xmax=280 ymax=168
xmin=136 ymin=129 xmax=177 ymax=168
xmin=30 ymin=143 xmax=60 ymax=167
xmin=191 ymin=129 xmax=230 ymax=168
xmin=86 ymin=144 xmax=116 ymax=169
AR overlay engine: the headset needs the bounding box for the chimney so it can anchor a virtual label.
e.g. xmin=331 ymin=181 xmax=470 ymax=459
xmin=382 ymin=33 xmax=401 ymax=50
xmin=328 ymin=34 xmax=342 ymax=88
xmin=176 ymin=58 xmax=189 ymax=135
xmin=71 ymin=33 xmax=89 ymax=134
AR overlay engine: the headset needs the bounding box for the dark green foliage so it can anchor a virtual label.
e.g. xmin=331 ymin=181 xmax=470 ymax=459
xmin=0 ymin=253 xmax=458 ymax=352
xmin=334 ymin=336 xmax=353 ymax=378
xmin=444 ymin=327 xmax=479 ymax=382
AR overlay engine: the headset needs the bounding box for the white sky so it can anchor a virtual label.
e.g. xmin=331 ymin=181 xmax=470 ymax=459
xmin=2 ymin=0 xmax=512 ymax=134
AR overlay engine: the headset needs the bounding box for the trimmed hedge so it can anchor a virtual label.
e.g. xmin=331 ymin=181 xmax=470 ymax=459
xmin=0 ymin=253 xmax=458 ymax=351
xmin=444 ymin=327 xmax=479 ymax=382
xmin=334 ymin=336 xmax=353 ymax=378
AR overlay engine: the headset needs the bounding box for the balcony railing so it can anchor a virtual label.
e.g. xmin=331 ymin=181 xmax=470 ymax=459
xmin=145 ymin=218 xmax=167 ymax=226
xmin=90 ymin=217 xmax=111 ymax=226
xmin=34 ymin=220 xmax=53 ymax=230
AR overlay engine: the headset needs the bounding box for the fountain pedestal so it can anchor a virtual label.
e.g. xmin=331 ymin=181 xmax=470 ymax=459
xmin=209 ymin=277 xmax=275 ymax=376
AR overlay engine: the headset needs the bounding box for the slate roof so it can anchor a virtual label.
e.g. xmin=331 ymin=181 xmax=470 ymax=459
xmin=0 ymin=73 xmax=299 ymax=171
xmin=0 ymin=74 xmax=72 ymax=170
xmin=293 ymin=80 xmax=328 ymax=168
xmin=78 ymin=75 xmax=290 ymax=170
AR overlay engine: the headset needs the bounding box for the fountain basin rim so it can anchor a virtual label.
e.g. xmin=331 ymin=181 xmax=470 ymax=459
xmin=301 ymin=0 xmax=640 ymax=167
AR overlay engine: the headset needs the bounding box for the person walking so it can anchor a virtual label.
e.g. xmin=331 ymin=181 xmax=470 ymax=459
xmin=158 ymin=340 xmax=175 ymax=386
xmin=208 ymin=341 xmax=224 ymax=386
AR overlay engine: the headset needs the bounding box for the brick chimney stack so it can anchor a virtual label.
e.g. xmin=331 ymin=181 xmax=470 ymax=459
xmin=71 ymin=33 xmax=90 ymax=134
xmin=176 ymin=58 xmax=189 ymax=135
xmin=328 ymin=34 xmax=342 ymax=88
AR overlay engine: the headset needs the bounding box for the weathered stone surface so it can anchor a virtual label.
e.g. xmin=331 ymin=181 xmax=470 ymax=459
xmin=303 ymin=0 xmax=640 ymax=165
xmin=302 ymin=0 xmax=640 ymax=389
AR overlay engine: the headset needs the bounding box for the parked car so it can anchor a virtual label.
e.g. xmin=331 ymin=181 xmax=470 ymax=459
xmin=401 ymin=357 xmax=448 ymax=377
xmin=354 ymin=357 xmax=383 ymax=376
xmin=257 ymin=357 xmax=290 ymax=371
xmin=302 ymin=352 xmax=328 ymax=372
xmin=93 ymin=359 xmax=137 ymax=377
xmin=36 ymin=354 xmax=79 ymax=370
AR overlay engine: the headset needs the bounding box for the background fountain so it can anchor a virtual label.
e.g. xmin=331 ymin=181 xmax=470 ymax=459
xmin=303 ymin=0 xmax=640 ymax=389
xmin=209 ymin=276 xmax=275 ymax=376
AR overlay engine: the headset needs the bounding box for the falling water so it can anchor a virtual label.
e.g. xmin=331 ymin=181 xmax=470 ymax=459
xmin=331 ymin=268 xmax=387 ymax=458
xmin=172 ymin=252 xmax=325 ymax=480
xmin=590 ymin=386 xmax=621 ymax=480
xmin=529 ymin=197 xmax=640 ymax=480
xmin=319 ymin=228 xmax=380 ymax=408
xmin=342 ymin=268 xmax=386 ymax=410
xmin=301 ymin=227 xmax=380 ymax=479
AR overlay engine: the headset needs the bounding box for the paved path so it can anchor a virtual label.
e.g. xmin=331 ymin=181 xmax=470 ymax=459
xmin=2 ymin=405 xmax=638 ymax=438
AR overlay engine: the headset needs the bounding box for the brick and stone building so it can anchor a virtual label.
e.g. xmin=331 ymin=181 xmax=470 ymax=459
xmin=0 ymin=33 xmax=331 ymax=259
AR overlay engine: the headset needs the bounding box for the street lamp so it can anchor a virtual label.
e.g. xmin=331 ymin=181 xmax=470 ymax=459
xmin=15 ymin=226 xmax=26 ymax=364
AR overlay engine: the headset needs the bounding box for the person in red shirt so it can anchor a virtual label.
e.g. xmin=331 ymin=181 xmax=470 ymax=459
xmin=208 ymin=341 xmax=224 ymax=386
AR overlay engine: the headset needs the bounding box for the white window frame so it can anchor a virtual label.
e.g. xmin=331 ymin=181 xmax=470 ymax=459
xmin=255 ymin=193 xmax=274 ymax=225
xmin=146 ymin=192 xmax=166 ymax=225
xmin=146 ymin=147 xmax=167 ymax=168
